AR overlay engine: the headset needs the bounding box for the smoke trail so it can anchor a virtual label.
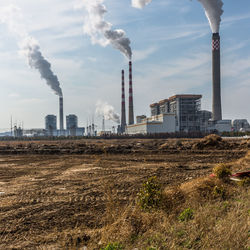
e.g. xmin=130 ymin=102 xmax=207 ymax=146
xmin=196 ymin=0 xmax=224 ymax=33
xmin=96 ymin=101 xmax=120 ymax=124
xmin=131 ymin=0 xmax=152 ymax=9
xmin=0 ymin=5 xmax=63 ymax=97
xmin=78 ymin=0 xmax=132 ymax=59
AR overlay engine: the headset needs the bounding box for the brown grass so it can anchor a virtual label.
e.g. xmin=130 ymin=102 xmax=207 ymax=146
xmin=0 ymin=139 xmax=249 ymax=249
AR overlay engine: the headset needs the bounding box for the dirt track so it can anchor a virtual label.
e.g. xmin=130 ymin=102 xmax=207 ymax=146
xmin=0 ymin=138 xmax=248 ymax=249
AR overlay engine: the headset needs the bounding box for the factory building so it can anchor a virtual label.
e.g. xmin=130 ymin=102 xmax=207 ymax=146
xmin=168 ymin=95 xmax=202 ymax=132
xmin=232 ymin=119 xmax=250 ymax=132
xmin=45 ymin=115 xmax=57 ymax=136
xmin=66 ymin=114 xmax=78 ymax=136
xmin=127 ymin=94 xmax=215 ymax=135
xmin=149 ymin=95 xmax=202 ymax=132
xmin=126 ymin=113 xmax=176 ymax=134
xmin=199 ymin=110 xmax=212 ymax=132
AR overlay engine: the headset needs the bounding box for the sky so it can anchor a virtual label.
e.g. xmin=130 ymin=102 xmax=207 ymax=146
xmin=0 ymin=0 xmax=250 ymax=131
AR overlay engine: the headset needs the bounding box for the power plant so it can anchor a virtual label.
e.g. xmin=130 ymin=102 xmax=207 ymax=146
xmin=212 ymin=33 xmax=222 ymax=121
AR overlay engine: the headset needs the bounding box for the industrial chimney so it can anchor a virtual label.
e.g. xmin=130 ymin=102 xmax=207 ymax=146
xmin=59 ymin=96 xmax=64 ymax=133
xmin=212 ymin=33 xmax=222 ymax=121
xmin=121 ymin=70 xmax=126 ymax=132
xmin=128 ymin=61 xmax=134 ymax=125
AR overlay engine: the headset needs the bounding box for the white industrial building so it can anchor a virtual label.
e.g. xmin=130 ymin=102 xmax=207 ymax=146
xmin=126 ymin=94 xmax=244 ymax=135
xmin=126 ymin=113 xmax=176 ymax=134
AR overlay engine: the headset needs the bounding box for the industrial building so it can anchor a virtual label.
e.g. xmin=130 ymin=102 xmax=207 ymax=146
xmin=66 ymin=114 xmax=78 ymax=136
xmin=126 ymin=113 xmax=175 ymax=134
xmin=45 ymin=115 xmax=57 ymax=136
xmin=232 ymin=119 xmax=250 ymax=132
xmin=149 ymin=95 xmax=203 ymax=132
xmin=126 ymin=94 xmax=224 ymax=135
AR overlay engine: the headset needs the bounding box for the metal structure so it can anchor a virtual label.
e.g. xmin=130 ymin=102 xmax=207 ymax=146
xmin=168 ymin=95 xmax=202 ymax=132
xmin=212 ymin=33 xmax=222 ymax=121
xmin=128 ymin=61 xmax=134 ymax=125
xmin=121 ymin=70 xmax=126 ymax=133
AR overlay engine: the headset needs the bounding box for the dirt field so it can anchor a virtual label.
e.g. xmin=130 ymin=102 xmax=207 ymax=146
xmin=0 ymin=137 xmax=249 ymax=249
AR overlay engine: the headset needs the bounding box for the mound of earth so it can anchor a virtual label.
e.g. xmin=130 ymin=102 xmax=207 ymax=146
xmin=192 ymin=134 xmax=230 ymax=150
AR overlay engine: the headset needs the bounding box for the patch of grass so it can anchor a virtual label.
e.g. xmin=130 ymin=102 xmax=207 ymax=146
xmin=237 ymin=177 xmax=250 ymax=187
xmin=212 ymin=185 xmax=226 ymax=199
xmin=101 ymin=242 xmax=124 ymax=250
xmin=137 ymin=176 xmax=162 ymax=211
xmin=178 ymin=208 xmax=194 ymax=222
xmin=213 ymin=163 xmax=232 ymax=180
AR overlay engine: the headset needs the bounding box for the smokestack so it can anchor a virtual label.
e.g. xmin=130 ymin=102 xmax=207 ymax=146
xmin=59 ymin=96 xmax=64 ymax=132
xmin=128 ymin=61 xmax=134 ymax=125
xmin=212 ymin=32 xmax=222 ymax=121
xmin=121 ymin=70 xmax=126 ymax=132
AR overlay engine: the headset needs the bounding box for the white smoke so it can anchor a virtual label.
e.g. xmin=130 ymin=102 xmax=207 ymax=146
xmin=197 ymin=0 xmax=224 ymax=33
xmin=96 ymin=101 xmax=120 ymax=124
xmin=77 ymin=0 xmax=132 ymax=59
xmin=131 ymin=0 xmax=152 ymax=9
xmin=0 ymin=4 xmax=63 ymax=97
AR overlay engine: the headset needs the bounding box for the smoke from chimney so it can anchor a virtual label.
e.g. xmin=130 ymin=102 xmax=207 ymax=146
xmin=196 ymin=0 xmax=224 ymax=33
xmin=131 ymin=0 xmax=152 ymax=9
xmin=77 ymin=0 xmax=132 ymax=59
xmin=128 ymin=61 xmax=134 ymax=125
xmin=96 ymin=101 xmax=120 ymax=124
xmin=121 ymin=70 xmax=126 ymax=133
xmin=0 ymin=4 xmax=63 ymax=97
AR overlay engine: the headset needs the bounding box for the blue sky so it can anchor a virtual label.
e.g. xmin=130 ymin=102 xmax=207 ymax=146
xmin=0 ymin=0 xmax=249 ymax=131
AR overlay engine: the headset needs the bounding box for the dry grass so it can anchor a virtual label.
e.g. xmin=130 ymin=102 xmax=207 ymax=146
xmin=92 ymin=151 xmax=250 ymax=250
xmin=0 ymin=139 xmax=249 ymax=249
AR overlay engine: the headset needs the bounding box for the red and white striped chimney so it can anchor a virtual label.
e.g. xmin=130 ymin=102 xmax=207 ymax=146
xmin=128 ymin=61 xmax=134 ymax=125
xmin=121 ymin=70 xmax=126 ymax=133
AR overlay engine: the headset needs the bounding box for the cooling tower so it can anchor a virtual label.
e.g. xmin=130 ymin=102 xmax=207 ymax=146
xmin=212 ymin=33 xmax=222 ymax=121
xmin=59 ymin=96 xmax=64 ymax=132
xmin=128 ymin=61 xmax=134 ymax=125
xmin=121 ymin=70 xmax=126 ymax=133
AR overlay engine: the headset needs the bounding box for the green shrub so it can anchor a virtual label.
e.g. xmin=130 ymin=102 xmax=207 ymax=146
xmin=101 ymin=242 xmax=124 ymax=250
xmin=137 ymin=176 xmax=162 ymax=211
xmin=213 ymin=163 xmax=232 ymax=179
xmin=178 ymin=208 xmax=194 ymax=222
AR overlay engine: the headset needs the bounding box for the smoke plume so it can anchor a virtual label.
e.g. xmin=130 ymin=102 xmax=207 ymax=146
xmin=0 ymin=4 xmax=63 ymax=97
xmin=131 ymin=0 xmax=152 ymax=9
xmin=78 ymin=0 xmax=132 ymax=59
xmin=96 ymin=101 xmax=120 ymax=124
xmin=197 ymin=0 xmax=224 ymax=33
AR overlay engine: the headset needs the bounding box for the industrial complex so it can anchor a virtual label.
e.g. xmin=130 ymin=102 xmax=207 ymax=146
xmin=2 ymin=35 xmax=250 ymax=137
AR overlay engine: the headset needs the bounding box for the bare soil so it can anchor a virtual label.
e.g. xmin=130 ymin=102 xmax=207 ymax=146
xmin=0 ymin=138 xmax=248 ymax=249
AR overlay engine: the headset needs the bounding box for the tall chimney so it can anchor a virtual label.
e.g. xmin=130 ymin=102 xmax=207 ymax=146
xmin=128 ymin=61 xmax=134 ymax=125
xmin=121 ymin=70 xmax=126 ymax=132
xmin=59 ymin=96 xmax=64 ymax=132
xmin=212 ymin=33 xmax=222 ymax=121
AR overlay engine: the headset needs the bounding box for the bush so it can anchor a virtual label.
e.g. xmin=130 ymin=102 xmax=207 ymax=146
xmin=213 ymin=164 xmax=232 ymax=180
xmin=101 ymin=242 xmax=124 ymax=250
xmin=178 ymin=208 xmax=194 ymax=222
xmin=137 ymin=176 xmax=162 ymax=211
